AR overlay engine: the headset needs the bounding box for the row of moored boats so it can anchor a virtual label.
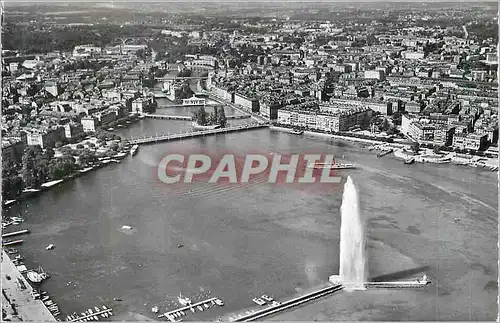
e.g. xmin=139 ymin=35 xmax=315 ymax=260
xmin=66 ymin=306 xmax=113 ymax=322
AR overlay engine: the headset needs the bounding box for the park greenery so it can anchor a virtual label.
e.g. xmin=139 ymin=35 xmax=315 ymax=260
xmin=1 ymin=129 xmax=127 ymax=200
xmin=192 ymin=106 xmax=227 ymax=127
xmin=21 ymin=145 xmax=77 ymax=189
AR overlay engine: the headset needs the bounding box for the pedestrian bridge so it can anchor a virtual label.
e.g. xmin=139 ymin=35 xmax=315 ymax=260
xmin=155 ymin=76 xmax=208 ymax=81
xmin=142 ymin=114 xmax=251 ymax=121
xmin=129 ymin=123 xmax=269 ymax=145
xmin=156 ymin=103 xmax=222 ymax=108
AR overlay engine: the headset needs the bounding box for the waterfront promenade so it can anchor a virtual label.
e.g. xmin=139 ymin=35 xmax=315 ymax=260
xmin=1 ymin=250 xmax=56 ymax=322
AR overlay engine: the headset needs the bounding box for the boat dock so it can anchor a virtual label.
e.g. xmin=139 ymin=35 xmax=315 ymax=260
xmin=365 ymin=281 xmax=431 ymax=288
xmin=159 ymin=297 xmax=221 ymax=321
xmin=377 ymin=149 xmax=393 ymax=157
xmin=2 ymin=229 xmax=30 ymax=238
xmin=68 ymin=306 xmax=113 ymax=322
xmin=229 ymin=284 xmax=343 ymax=322
xmin=1 ymin=250 xmax=56 ymax=321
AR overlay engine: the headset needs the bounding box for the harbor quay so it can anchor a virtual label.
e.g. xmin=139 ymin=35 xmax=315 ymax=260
xmin=1 ymin=250 xmax=56 ymax=322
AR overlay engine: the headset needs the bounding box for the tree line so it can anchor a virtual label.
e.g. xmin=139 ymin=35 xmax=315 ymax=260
xmin=192 ymin=106 xmax=227 ymax=127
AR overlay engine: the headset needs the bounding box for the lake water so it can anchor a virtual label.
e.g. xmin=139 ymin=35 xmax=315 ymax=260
xmin=4 ymin=112 xmax=497 ymax=321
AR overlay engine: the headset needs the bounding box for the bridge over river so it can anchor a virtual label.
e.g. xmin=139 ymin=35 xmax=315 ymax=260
xmin=129 ymin=123 xmax=269 ymax=145
xmin=141 ymin=114 xmax=251 ymax=121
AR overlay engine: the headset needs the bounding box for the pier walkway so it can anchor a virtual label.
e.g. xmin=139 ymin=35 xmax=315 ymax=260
xmin=159 ymin=297 xmax=218 ymax=321
xmin=2 ymin=229 xmax=29 ymax=238
xmin=156 ymin=103 xmax=222 ymax=108
xmin=230 ymin=284 xmax=343 ymax=322
xmin=143 ymin=114 xmax=192 ymax=120
xmin=130 ymin=123 xmax=269 ymax=145
xmin=1 ymin=250 xmax=56 ymax=321
xmin=68 ymin=307 xmax=113 ymax=322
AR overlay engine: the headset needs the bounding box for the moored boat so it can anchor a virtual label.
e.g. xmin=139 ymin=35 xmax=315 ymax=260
xmin=308 ymin=162 xmax=356 ymax=170
xmin=290 ymin=129 xmax=304 ymax=135
xmin=404 ymin=157 xmax=415 ymax=165
xmin=130 ymin=145 xmax=139 ymax=156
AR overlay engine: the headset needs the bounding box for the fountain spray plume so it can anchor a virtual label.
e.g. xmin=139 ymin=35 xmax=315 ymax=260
xmin=339 ymin=176 xmax=367 ymax=290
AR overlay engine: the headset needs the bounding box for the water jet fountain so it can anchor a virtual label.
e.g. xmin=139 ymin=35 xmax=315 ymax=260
xmin=329 ymin=176 xmax=366 ymax=290
xmin=329 ymin=176 xmax=430 ymax=289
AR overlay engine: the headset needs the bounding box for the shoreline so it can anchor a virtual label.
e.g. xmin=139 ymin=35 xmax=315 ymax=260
xmin=270 ymin=126 xmax=498 ymax=170
xmin=270 ymin=125 xmax=410 ymax=147
xmin=1 ymin=250 xmax=56 ymax=321
xmin=2 ymin=151 xmax=130 ymax=208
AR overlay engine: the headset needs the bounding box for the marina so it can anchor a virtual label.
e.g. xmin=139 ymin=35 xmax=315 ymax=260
xmin=158 ymin=297 xmax=224 ymax=322
xmin=229 ymin=285 xmax=343 ymax=322
xmin=67 ymin=305 xmax=114 ymax=322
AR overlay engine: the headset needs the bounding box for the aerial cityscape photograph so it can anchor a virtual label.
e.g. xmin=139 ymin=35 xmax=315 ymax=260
xmin=0 ymin=0 xmax=498 ymax=322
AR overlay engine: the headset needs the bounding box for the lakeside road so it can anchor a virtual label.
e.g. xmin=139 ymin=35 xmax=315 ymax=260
xmin=1 ymin=250 xmax=56 ymax=322
xmin=270 ymin=126 xmax=411 ymax=147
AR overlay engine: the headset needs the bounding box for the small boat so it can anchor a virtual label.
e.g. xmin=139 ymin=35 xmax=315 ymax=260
xmin=404 ymin=157 xmax=415 ymax=165
xmin=203 ymin=303 xmax=209 ymax=308
xmin=152 ymin=306 xmax=159 ymax=313
xmin=46 ymin=244 xmax=55 ymax=250
xmin=377 ymin=149 xmax=393 ymax=157
xmin=11 ymin=216 xmax=24 ymax=222
xmin=308 ymin=162 xmax=356 ymax=170
xmin=177 ymin=293 xmax=191 ymax=306
xmin=214 ymin=298 xmax=224 ymax=306
xmin=27 ymin=271 xmax=41 ymax=284
xmin=177 ymin=244 xmax=183 ymax=248
xmin=290 ymin=129 xmax=304 ymax=135
xmin=197 ymin=305 xmax=204 ymax=311
xmin=261 ymin=295 xmax=274 ymax=302
xmin=454 ymin=217 xmax=460 ymax=222
xmin=121 ymin=225 xmax=132 ymax=230
xmin=252 ymin=298 xmax=266 ymax=306
xmin=190 ymin=307 xmax=195 ymax=313
xmin=130 ymin=144 xmax=139 ymax=156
